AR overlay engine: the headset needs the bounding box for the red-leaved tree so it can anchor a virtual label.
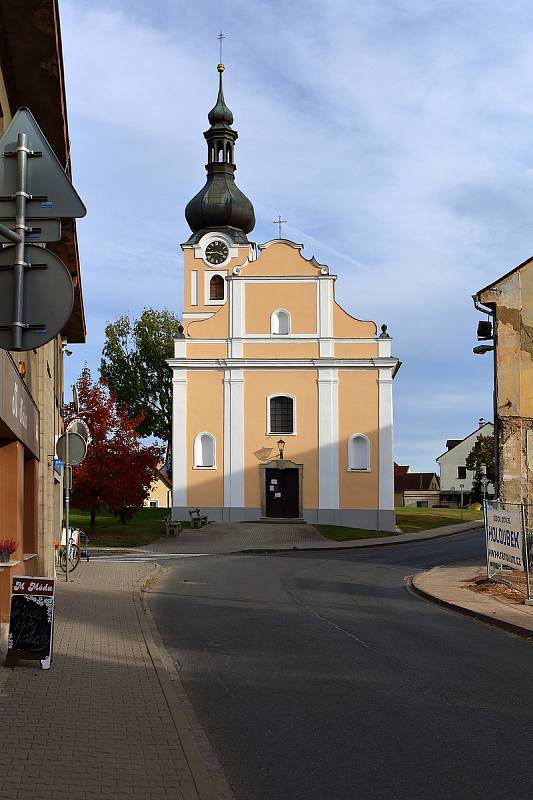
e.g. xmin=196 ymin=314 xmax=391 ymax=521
xmin=65 ymin=367 xmax=163 ymax=527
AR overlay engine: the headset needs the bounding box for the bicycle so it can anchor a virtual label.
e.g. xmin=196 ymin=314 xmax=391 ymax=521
xmin=58 ymin=527 xmax=80 ymax=573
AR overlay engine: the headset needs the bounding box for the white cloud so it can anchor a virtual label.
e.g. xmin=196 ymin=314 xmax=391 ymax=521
xmin=60 ymin=0 xmax=532 ymax=468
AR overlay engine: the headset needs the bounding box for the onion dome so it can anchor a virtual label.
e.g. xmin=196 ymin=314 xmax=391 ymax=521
xmin=185 ymin=64 xmax=255 ymax=244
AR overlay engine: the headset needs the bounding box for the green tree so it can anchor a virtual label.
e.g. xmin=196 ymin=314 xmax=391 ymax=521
xmin=100 ymin=309 xmax=181 ymax=447
xmin=465 ymin=433 xmax=495 ymax=502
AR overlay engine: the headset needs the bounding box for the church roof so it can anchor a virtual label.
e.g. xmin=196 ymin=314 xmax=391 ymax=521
xmin=185 ymin=64 xmax=255 ymax=243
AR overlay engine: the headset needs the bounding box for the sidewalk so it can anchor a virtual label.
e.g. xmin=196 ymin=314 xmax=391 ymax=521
xmin=134 ymin=519 xmax=483 ymax=556
xmin=412 ymin=560 xmax=533 ymax=636
xmin=0 ymin=561 xmax=233 ymax=800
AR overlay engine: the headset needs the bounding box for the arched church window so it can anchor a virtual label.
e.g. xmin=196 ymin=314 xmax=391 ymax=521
xmin=348 ymin=434 xmax=370 ymax=471
xmin=226 ymin=143 xmax=232 ymax=163
xmin=217 ymin=141 xmax=224 ymax=162
xmin=268 ymin=395 xmax=295 ymax=435
xmin=271 ymin=309 xmax=290 ymax=335
xmin=210 ymin=274 xmax=224 ymax=300
xmin=194 ymin=432 xmax=216 ymax=468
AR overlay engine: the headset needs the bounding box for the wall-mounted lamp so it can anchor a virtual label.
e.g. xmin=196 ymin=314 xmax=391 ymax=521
xmin=17 ymin=360 xmax=26 ymax=377
xmin=277 ymin=439 xmax=285 ymax=459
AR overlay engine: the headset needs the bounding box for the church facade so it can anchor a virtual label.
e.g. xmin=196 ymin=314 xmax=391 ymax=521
xmin=169 ymin=65 xmax=400 ymax=530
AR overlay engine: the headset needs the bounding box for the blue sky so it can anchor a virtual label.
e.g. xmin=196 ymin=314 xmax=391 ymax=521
xmin=59 ymin=0 xmax=533 ymax=471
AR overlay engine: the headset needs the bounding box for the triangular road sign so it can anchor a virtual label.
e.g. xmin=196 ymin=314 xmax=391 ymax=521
xmin=0 ymin=107 xmax=86 ymax=219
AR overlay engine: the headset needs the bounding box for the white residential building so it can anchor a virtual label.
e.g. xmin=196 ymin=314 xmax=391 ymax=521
xmin=436 ymin=420 xmax=495 ymax=505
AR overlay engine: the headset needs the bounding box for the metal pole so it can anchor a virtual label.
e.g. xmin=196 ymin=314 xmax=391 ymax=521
xmin=522 ymin=502 xmax=532 ymax=601
xmin=483 ymin=498 xmax=490 ymax=580
xmin=460 ymin=484 xmax=464 ymax=520
xmin=12 ymin=133 xmax=28 ymax=351
xmin=65 ymin=432 xmax=70 ymax=583
xmin=0 ymin=221 xmax=21 ymax=244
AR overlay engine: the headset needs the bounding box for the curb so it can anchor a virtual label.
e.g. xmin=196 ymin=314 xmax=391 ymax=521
xmin=132 ymin=564 xmax=232 ymax=800
xmin=229 ymin=521 xmax=483 ymax=555
xmin=410 ymin=573 xmax=533 ymax=640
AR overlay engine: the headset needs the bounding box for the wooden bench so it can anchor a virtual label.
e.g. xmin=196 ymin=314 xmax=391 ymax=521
xmin=189 ymin=508 xmax=208 ymax=529
xmin=164 ymin=516 xmax=183 ymax=537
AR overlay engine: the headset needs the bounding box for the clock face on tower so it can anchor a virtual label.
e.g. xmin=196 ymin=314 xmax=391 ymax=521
xmin=205 ymin=240 xmax=229 ymax=265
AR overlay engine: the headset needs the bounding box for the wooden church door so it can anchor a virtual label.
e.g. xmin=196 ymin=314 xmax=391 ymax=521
xmin=265 ymin=468 xmax=299 ymax=518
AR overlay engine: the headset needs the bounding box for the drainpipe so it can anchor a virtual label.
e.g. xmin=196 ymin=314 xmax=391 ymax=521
xmin=472 ymin=293 xmax=498 ymax=498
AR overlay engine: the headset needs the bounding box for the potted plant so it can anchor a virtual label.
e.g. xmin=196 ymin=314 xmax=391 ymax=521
xmin=0 ymin=538 xmax=17 ymax=563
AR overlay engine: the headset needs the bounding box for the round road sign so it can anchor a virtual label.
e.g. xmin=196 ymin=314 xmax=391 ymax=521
xmin=55 ymin=431 xmax=87 ymax=466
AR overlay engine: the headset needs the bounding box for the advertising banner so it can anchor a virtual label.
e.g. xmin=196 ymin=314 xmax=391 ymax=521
xmin=485 ymin=509 xmax=524 ymax=572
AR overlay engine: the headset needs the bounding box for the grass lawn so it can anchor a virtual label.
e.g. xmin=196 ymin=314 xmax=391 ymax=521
xmin=317 ymin=507 xmax=483 ymax=541
xmin=395 ymin=506 xmax=483 ymax=534
xmin=69 ymin=508 xmax=181 ymax=548
xmin=315 ymin=526 xmax=400 ymax=542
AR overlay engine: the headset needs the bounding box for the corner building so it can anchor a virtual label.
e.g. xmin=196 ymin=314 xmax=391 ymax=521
xmin=169 ymin=65 xmax=399 ymax=530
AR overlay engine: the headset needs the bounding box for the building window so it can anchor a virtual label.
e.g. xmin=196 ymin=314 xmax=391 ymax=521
xmin=210 ymin=274 xmax=224 ymax=300
xmin=457 ymin=466 xmax=467 ymax=479
xmin=417 ymin=501 xmax=428 ymax=508
xmin=149 ymin=500 xmax=159 ymax=508
xmin=194 ymin=432 xmax=216 ymax=468
xmin=271 ymin=309 xmax=290 ymax=335
xmin=268 ymin=395 xmax=294 ymax=434
xmin=347 ymin=434 xmax=370 ymax=471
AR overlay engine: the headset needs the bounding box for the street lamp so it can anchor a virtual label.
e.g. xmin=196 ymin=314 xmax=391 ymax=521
xmin=459 ymin=483 xmax=464 ymax=520
xmin=480 ymin=464 xmax=489 ymax=505
xmin=277 ymin=439 xmax=285 ymax=460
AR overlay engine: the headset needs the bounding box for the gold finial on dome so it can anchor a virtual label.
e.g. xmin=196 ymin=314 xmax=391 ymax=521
xmin=217 ymin=63 xmax=225 ymax=72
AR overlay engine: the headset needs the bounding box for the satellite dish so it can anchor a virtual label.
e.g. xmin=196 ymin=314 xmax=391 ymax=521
xmin=0 ymin=244 xmax=74 ymax=350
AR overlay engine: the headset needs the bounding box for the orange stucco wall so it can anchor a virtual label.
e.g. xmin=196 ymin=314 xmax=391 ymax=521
xmin=245 ymin=241 xmax=323 ymax=277
xmin=243 ymin=370 xmax=319 ymax=508
xmin=335 ymin=343 xmax=378 ymax=359
xmin=245 ymin=283 xmax=317 ymax=334
xmin=338 ymin=370 xmax=379 ymax=509
xmin=187 ymin=342 xmax=227 ymax=359
xmin=243 ymin=343 xmax=319 ymax=359
xmin=333 ymin=302 xmax=376 ymax=338
xmin=183 ymin=244 xmax=250 ymax=313
xmin=187 ymin=371 xmax=224 ymax=507
xmin=186 ymin=303 xmax=229 ymax=339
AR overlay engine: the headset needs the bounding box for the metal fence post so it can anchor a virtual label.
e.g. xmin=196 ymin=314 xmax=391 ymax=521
xmin=522 ymin=502 xmax=532 ymax=602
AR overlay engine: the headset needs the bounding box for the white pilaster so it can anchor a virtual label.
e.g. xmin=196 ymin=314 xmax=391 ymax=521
xmin=378 ymin=368 xmax=394 ymax=510
xmin=191 ymin=270 xmax=198 ymax=306
xmin=223 ymin=368 xmax=244 ymax=511
xmin=172 ymin=369 xmax=188 ymax=510
xmin=318 ymin=367 xmax=339 ymax=508
xmin=318 ymin=277 xmax=334 ymax=338
xmin=378 ymin=337 xmax=391 ymax=357
xmin=230 ymin=278 xmax=245 ymax=338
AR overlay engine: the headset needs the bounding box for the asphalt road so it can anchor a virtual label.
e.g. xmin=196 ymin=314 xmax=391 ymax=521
xmin=149 ymin=529 xmax=533 ymax=800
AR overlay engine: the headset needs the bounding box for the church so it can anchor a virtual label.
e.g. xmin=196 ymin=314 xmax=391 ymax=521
xmin=169 ymin=63 xmax=400 ymax=531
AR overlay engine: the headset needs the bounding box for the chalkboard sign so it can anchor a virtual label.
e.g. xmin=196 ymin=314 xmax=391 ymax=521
xmin=5 ymin=576 xmax=55 ymax=669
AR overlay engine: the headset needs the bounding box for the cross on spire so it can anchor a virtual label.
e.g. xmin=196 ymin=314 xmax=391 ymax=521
xmin=273 ymin=214 xmax=287 ymax=239
xmin=217 ymin=30 xmax=226 ymax=64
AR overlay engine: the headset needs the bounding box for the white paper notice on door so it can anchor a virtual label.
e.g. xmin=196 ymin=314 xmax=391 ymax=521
xmin=270 ymin=479 xmax=278 ymax=485
xmin=274 ymin=492 xmax=281 ymax=498
xmin=269 ymin=485 xmax=275 ymax=491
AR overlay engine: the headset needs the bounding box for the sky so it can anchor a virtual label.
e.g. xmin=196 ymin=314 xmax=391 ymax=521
xmin=58 ymin=0 xmax=533 ymax=471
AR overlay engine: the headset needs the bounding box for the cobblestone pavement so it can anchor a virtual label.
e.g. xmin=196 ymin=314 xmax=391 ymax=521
xmin=142 ymin=520 xmax=483 ymax=556
xmin=0 ymin=561 xmax=233 ymax=800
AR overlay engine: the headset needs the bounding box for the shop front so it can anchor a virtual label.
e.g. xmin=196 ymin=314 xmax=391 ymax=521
xmin=0 ymin=349 xmax=40 ymax=651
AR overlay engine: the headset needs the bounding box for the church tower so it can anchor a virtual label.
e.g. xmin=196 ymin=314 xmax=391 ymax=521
xmin=169 ymin=63 xmax=399 ymax=531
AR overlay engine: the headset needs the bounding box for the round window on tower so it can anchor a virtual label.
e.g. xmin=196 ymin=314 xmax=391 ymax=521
xmin=205 ymin=240 xmax=229 ymax=265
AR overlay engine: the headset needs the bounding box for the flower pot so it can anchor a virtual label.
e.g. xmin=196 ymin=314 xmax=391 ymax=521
xmin=0 ymin=551 xmax=10 ymax=563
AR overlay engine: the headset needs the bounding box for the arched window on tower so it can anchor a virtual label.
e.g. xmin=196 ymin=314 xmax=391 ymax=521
xmin=347 ymin=434 xmax=370 ymax=471
xmin=268 ymin=395 xmax=295 ymax=434
xmin=209 ymin=274 xmax=224 ymax=300
xmin=217 ymin=141 xmax=224 ymax=162
xmin=194 ymin=432 xmax=216 ymax=468
xmin=226 ymin=143 xmax=232 ymax=163
xmin=271 ymin=309 xmax=290 ymax=335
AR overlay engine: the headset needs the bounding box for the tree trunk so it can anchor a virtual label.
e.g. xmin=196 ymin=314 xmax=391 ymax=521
xmin=90 ymin=506 xmax=96 ymax=529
